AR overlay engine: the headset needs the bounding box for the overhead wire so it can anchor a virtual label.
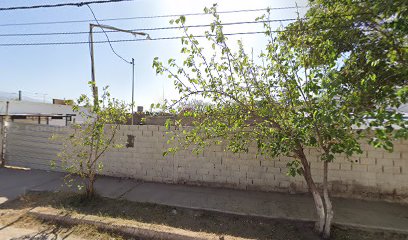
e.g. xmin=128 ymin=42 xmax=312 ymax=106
xmin=0 ymin=4 xmax=390 ymax=47
xmin=0 ymin=24 xmax=390 ymax=47
xmin=0 ymin=31 xmax=267 ymax=46
xmin=86 ymin=4 xmax=131 ymax=64
xmin=0 ymin=6 xmax=307 ymax=27
xmin=0 ymin=0 xmax=377 ymax=23
xmin=0 ymin=10 xmax=379 ymax=38
xmin=0 ymin=0 xmax=134 ymax=11
xmin=0 ymin=19 xmax=297 ymax=37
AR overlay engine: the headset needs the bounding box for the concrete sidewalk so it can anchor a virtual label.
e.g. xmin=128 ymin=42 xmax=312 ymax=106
xmin=1 ymin=167 xmax=407 ymax=233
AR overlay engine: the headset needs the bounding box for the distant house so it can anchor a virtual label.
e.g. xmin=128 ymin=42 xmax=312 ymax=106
xmin=0 ymin=100 xmax=89 ymax=126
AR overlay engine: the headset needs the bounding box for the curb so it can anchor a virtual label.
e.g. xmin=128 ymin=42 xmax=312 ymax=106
xmin=29 ymin=207 xmax=225 ymax=240
xmin=120 ymin=200 xmax=408 ymax=235
xmin=333 ymin=221 xmax=408 ymax=235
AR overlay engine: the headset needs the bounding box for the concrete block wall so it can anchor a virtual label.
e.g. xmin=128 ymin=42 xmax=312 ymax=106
xmin=100 ymin=125 xmax=408 ymax=197
xmin=5 ymin=123 xmax=408 ymax=198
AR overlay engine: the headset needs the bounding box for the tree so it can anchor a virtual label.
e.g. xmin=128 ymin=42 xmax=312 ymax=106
xmin=55 ymin=84 xmax=129 ymax=199
xmin=280 ymin=0 xmax=408 ymax=146
xmin=153 ymin=3 xmax=407 ymax=238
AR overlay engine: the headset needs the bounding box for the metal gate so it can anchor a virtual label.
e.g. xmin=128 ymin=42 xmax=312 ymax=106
xmin=4 ymin=122 xmax=67 ymax=170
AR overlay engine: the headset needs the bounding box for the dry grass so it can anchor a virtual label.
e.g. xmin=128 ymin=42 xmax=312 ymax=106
xmin=0 ymin=194 xmax=127 ymax=240
xmin=1 ymin=191 xmax=407 ymax=240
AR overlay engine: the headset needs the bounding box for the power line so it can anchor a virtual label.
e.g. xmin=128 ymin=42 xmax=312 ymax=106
xmin=0 ymin=6 xmax=307 ymax=27
xmin=0 ymin=19 xmax=297 ymax=37
xmin=0 ymin=0 xmax=134 ymax=11
xmin=0 ymin=31 xmax=267 ymax=46
xmin=86 ymin=4 xmax=131 ymax=64
xmin=0 ymin=9 xmax=388 ymax=47
xmin=0 ymin=26 xmax=393 ymax=47
xmin=0 ymin=10 xmax=378 ymax=37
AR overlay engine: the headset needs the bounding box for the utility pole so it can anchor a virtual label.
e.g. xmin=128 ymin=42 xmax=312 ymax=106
xmin=131 ymin=58 xmax=135 ymax=125
xmin=89 ymin=24 xmax=98 ymax=108
xmin=88 ymin=23 xmax=150 ymax=114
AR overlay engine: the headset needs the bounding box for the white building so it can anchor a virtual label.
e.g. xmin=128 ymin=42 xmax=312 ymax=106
xmin=0 ymin=100 xmax=89 ymax=126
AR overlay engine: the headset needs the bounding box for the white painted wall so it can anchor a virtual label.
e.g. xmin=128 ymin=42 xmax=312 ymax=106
xmin=0 ymin=100 xmax=89 ymax=125
xmin=5 ymin=122 xmax=408 ymax=200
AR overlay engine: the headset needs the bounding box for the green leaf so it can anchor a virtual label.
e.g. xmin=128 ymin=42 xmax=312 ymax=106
xmin=180 ymin=15 xmax=186 ymax=24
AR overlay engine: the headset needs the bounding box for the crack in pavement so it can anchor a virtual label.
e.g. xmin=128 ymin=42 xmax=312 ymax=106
xmin=116 ymin=182 xmax=143 ymax=199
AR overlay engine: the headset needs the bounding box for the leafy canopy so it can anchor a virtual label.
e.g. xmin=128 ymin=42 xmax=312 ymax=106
xmin=280 ymin=0 xmax=408 ymax=149
xmin=153 ymin=2 xmax=407 ymax=174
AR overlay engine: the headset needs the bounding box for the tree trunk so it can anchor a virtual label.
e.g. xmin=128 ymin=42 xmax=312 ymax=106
xmin=295 ymin=146 xmax=326 ymax=234
xmin=88 ymin=181 xmax=94 ymax=198
xmin=310 ymin=181 xmax=326 ymax=234
xmin=323 ymin=161 xmax=333 ymax=239
xmin=86 ymin=173 xmax=96 ymax=199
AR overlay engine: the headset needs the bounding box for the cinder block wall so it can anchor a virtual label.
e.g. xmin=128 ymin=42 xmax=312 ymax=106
xmin=5 ymin=123 xmax=408 ymax=198
xmin=101 ymin=125 xmax=408 ymax=197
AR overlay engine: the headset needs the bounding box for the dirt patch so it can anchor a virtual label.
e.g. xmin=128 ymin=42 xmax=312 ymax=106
xmin=0 ymin=194 xmax=127 ymax=240
xmin=6 ymin=215 xmax=128 ymax=240
xmin=1 ymin=191 xmax=407 ymax=240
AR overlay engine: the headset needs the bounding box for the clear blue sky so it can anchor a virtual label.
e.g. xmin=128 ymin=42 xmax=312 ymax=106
xmin=0 ymin=0 xmax=307 ymax=109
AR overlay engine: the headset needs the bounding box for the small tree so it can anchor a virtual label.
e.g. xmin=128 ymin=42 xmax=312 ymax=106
xmin=153 ymin=4 xmax=407 ymax=238
xmin=55 ymin=84 xmax=129 ymax=198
